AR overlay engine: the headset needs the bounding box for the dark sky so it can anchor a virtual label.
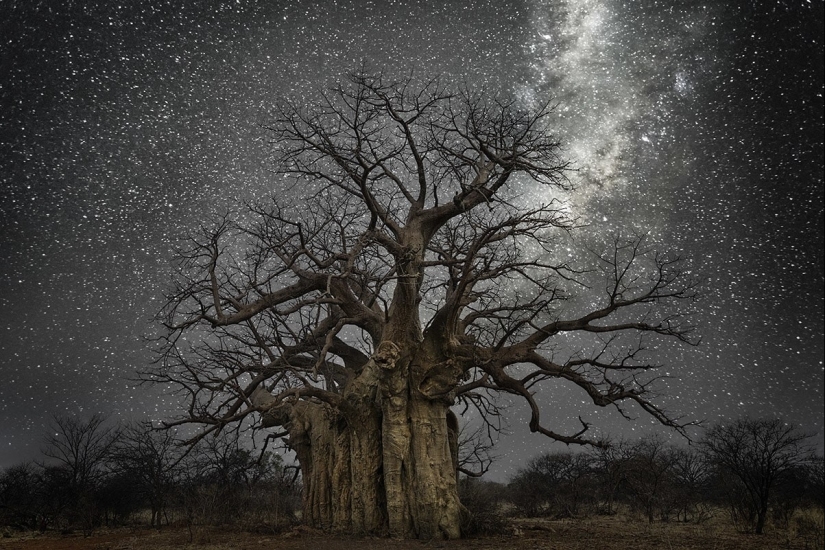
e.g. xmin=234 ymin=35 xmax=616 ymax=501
xmin=1 ymin=0 xmax=823 ymax=481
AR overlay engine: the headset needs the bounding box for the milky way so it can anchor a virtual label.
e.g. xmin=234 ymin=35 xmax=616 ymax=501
xmin=1 ymin=0 xmax=822 ymax=480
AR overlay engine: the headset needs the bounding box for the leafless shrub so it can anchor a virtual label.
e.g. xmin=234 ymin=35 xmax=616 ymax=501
xmin=458 ymin=477 xmax=509 ymax=536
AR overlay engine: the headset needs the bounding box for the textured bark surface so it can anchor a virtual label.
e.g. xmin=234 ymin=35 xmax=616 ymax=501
xmin=254 ymin=340 xmax=462 ymax=538
xmin=270 ymin=343 xmax=462 ymax=538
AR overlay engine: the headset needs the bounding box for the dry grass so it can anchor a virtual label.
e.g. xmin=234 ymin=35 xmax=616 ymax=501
xmin=1 ymin=510 xmax=822 ymax=550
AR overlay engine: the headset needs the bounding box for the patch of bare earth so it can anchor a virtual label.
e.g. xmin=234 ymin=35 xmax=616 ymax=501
xmin=1 ymin=516 xmax=821 ymax=550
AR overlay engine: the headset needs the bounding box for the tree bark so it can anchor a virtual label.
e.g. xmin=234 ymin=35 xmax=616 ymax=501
xmin=755 ymin=503 xmax=767 ymax=535
xmin=258 ymin=341 xmax=462 ymax=539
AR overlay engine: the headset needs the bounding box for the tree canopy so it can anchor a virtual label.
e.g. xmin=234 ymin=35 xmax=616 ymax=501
xmin=145 ymin=70 xmax=700 ymax=538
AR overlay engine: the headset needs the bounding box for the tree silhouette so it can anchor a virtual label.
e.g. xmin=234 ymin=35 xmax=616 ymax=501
xmin=701 ymin=417 xmax=815 ymax=534
xmin=111 ymin=421 xmax=187 ymax=528
xmin=40 ymin=414 xmax=119 ymax=533
xmin=147 ymin=70 xmax=699 ymax=539
xmin=41 ymin=414 xmax=118 ymax=495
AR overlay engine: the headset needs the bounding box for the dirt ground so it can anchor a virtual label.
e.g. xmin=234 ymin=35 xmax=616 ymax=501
xmin=1 ymin=516 xmax=822 ymax=550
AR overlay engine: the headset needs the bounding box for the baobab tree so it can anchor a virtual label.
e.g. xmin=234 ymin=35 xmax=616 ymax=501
xmin=147 ymin=71 xmax=699 ymax=539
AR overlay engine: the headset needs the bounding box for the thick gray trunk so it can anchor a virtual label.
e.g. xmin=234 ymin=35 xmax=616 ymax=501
xmin=256 ymin=342 xmax=463 ymax=539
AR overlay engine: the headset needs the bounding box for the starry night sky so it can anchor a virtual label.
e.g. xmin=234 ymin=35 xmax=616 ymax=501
xmin=1 ymin=0 xmax=823 ymax=481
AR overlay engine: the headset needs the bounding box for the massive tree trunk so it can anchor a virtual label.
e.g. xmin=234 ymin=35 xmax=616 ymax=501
xmin=255 ymin=341 xmax=463 ymax=539
xmin=379 ymin=342 xmax=462 ymax=539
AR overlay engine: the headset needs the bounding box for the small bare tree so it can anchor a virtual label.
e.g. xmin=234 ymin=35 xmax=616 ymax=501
xmin=669 ymin=446 xmax=713 ymax=523
xmin=40 ymin=414 xmax=119 ymax=533
xmin=622 ymin=435 xmax=677 ymax=523
xmin=509 ymin=451 xmax=594 ymax=518
xmin=147 ymin=70 xmax=699 ymax=539
xmin=111 ymin=421 xmax=187 ymax=528
xmin=0 ymin=462 xmax=40 ymax=529
xmin=589 ymin=438 xmax=632 ymax=515
xmin=42 ymin=414 xmax=119 ymax=492
xmin=701 ymin=417 xmax=816 ymax=534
